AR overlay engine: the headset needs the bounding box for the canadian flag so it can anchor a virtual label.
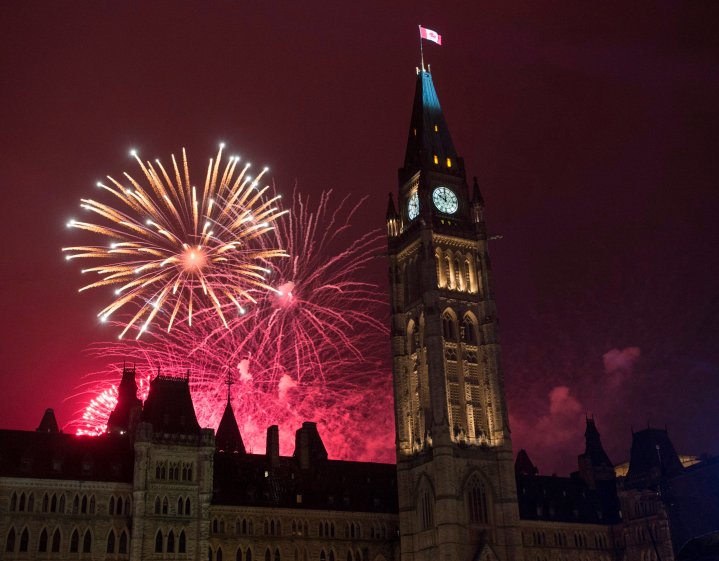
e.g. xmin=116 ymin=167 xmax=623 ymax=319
xmin=419 ymin=26 xmax=442 ymax=45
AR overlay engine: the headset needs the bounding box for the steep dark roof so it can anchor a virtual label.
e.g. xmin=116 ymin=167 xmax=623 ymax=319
xmin=36 ymin=408 xmax=59 ymax=433
xmin=107 ymin=365 xmax=142 ymax=433
xmin=402 ymin=70 xmax=460 ymax=178
xmin=515 ymin=449 xmax=539 ymax=477
xmin=142 ymin=374 xmax=200 ymax=435
xmin=213 ymin=452 xmax=398 ymax=513
xmin=215 ymin=400 xmax=245 ymax=454
xmin=0 ymin=430 xmax=134 ymax=482
xmin=626 ymin=427 xmax=684 ymax=486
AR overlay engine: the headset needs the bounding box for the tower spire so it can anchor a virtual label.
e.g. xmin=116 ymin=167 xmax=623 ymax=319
xmin=401 ymin=68 xmax=460 ymax=182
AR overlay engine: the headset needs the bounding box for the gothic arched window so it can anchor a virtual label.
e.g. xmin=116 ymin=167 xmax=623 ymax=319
xmin=462 ymin=316 xmax=478 ymax=345
xmin=70 ymin=529 xmax=79 ymax=553
xmin=466 ymin=254 xmax=478 ymax=293
xmin=5 ymin=527 xmax=15 ymax=552
xmin=420 ymin=490 xmax=434 ymax=530
xmin=119 ymin=530 xmax=128 ymax=554
xmin=19 ymin=527 xmax=29 ymax=551
xmin=442 ymin=311 xmax=457 ymax=341
xmin=179 ymin=530 xmax=186 ymax=554
xmin=39 ymin=528 xmax=48 ymax=552
xmin=435 ymin=248 xmax=446 ymax=288
xmin=168 ymin=530 xmax=175 ymax=553
xmin=155 ymin=530 xmax=163 ymax=553
xmin=106 ymin=530 xmax=115 ymax=554
xmin=467 ymin=473 xmax=489 ymax=524
xmin=82 ymin=529 xmax=92 ymax=553
xmin=454 ymin=258 xmax=463 ymax=290
xmin=444 ymin=255 xmax=453 ymax=289
xmin=51 ymin=529 xmax=61 ymax=552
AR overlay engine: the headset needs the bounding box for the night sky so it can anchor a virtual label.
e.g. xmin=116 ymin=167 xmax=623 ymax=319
xmin=1 ymin=1 xmax=717 ymax=474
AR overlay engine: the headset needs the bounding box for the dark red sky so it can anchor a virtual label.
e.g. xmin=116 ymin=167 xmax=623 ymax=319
xmin=1 ymin=1 xmax=717 ymax=474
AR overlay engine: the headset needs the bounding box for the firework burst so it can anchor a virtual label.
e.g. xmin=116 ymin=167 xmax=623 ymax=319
xmin=70 ymin=190 xmax=395 ymax=462
xmin=67 ymin=370 xmax=152 ymax=436
xmin=63 ymin=145 xmax=287 ymax=338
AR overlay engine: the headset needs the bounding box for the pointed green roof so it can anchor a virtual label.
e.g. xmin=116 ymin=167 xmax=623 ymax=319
xmin=403 ymin=70 xmax=459 ymax=176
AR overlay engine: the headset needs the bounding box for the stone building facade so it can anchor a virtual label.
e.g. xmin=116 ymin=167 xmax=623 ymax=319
xmin=1 ymin=67 xmax=717 ymax=561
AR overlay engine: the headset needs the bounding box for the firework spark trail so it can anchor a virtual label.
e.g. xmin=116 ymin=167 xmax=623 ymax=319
xmin=66 ymin=372 xmax=152 ymax=436
xmin=63 ymin=146 xmax=288 ymax=338
xmin=68 ymin=190 xmax=395 ymax=462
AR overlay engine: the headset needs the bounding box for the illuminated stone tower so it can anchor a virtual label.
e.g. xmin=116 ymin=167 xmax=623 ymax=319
xmin=387 ymin=69 xmax=521 ymax=561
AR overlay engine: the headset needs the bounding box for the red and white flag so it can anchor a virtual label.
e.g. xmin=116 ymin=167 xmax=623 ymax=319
xmin=419 ymin=26 xmax=442 ymax=45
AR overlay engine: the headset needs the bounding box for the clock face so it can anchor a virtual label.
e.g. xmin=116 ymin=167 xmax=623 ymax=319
xmin=407 ymin=192 xmax=420 ymax=220
xmin=432 ymin=186 xmax=458 ymax=214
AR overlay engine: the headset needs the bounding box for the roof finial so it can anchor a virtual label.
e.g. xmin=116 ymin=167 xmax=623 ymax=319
xmin=226 ymin=370 xmax=234 ymax=403
xmin=418 ymin=24 xmax=425 ymax=72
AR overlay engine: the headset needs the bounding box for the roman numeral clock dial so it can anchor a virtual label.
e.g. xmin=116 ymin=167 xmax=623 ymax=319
xmin=407 ymin=192 xmax=420 ymax=220
xmin=432 ymin=186 xmax=458 ymax=214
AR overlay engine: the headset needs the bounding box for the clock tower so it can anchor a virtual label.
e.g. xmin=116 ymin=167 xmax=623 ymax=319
xmin=387 ymin=69 xmax=521 ymax=561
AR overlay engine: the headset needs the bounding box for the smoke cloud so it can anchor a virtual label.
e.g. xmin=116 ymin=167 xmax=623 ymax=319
xmin=603 ymin=346 xmax=641 ymax=387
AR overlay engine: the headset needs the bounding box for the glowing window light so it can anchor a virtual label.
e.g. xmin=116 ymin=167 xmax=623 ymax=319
xmin=433 ymin=154 xmax=439 ymax=165
xmin=446 ymin=157 xmax=452 ymax=168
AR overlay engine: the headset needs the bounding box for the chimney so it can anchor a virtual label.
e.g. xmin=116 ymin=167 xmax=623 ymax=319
xmin=294 ymin=422 xmax=328 ymax=470
xmin=266 ymin=425 xmax=280 ymax=467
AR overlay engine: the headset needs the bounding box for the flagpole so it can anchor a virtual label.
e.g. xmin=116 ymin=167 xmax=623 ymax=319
xmin=418 ymin=25 xmax=425 ymax=72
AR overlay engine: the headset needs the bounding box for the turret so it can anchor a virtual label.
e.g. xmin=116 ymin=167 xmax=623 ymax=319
xmin=578 ymin=417 xmax=615 ymax=488
xmin=36 ymin=408 xmax=59 ymax=433
xmin=471 ymin=175 xmax=485 ymax=221
xmin=386 ymin=192 xmax=400 ymax=237
xmin=107 ymin=364 xmax=142 ymax=435
xmin=215 ymin=400 xmax=245 ymax=454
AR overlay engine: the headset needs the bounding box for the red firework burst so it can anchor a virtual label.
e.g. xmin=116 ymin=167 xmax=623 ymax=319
xmin=69 ymin=190 xmax=395 ymax=463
